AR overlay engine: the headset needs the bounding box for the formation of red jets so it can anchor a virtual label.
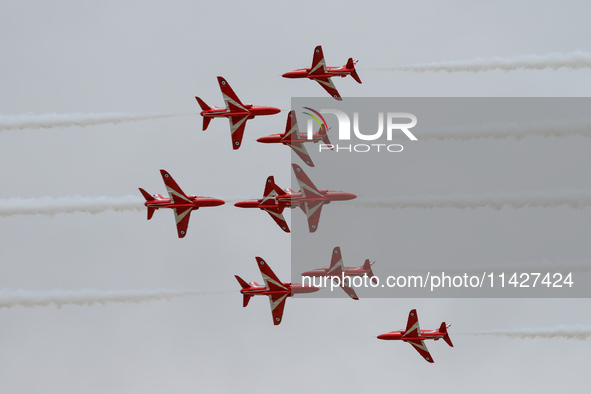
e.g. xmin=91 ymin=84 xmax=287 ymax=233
xmin=138 ymin=163 xmax=355 ymax=237
xmin=137 ymin=46 xmax=453 ymax=363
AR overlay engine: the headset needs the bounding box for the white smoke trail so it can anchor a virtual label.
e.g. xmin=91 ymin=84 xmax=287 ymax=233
xmin=376 ymin=50 xmax=591 ymax=73
xmin=0 ymin=112 xmax=188 ymax=131
xmin=0 ymin=289 xmax=224 ymax=309
xmin=0 ymin=195 xmax=144 ymax=217
xmin=467 ymin=325 xmax=591 ymax=340
xmin=412 ymin=118 xmax=591 ymax=141
xmin=350 ymin=190 xmax=591 ymax=210
xmin=0 ymin=195 xmax=258 ymax=217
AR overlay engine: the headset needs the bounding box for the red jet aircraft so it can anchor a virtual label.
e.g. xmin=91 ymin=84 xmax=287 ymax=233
xmin=300 ymin=246 xmax=376 ymax=300
xmin=195 ymin=76 xmax=281 ymax=150
xmin=234 ymin=164 xmax=357 ymax=233
xmin=256 ymin=110 xmax=332 ymax=167
xmin=377 ymin=309 xmax=453 ymax=363
xmin=282 ymin=45 xmax=362 ymax=100
xmin=138 ymin=170 xmax=225 ymax=238
xmin=235 ymin=257 xmax=320 ymax=325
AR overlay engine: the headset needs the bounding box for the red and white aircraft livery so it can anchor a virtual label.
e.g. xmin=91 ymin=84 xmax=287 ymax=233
xmin=282 ymin=45 xmax=362 ymax=100
xmin=256 ymin=110 xmax=332 ymax=167
xmin=235 ymin=257 xmax=319 ymax=325
xmin=138 ymin=170 xmax=225 ymax=238
xmin=377 ymin=309 xmax=453 ymax=363
xmin=234 ymin=164 xmax=357 ymax=233
xmin=300 ymin=246 xmax=376 ymax=300
xmin=195 ymin=76 xmax=281 ymax=150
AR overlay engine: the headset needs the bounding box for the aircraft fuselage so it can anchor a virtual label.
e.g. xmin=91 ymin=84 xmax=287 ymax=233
xmin=145 ymin=196 xmax=225 ymax=210
xmin=200 ymin=105 xmax=281 ymax=119
xmin=234 ymin=190 xmax=356 ymax=210
xmin=239 ymin=282 xmax=319 ymax=297
xmin=377 ymin=329 xmax=446 ymax=341
xmin=301 ymin=266 xmax=371 ymax=278
xmin=282 ymin=66 xmax=355 ymax=79
xmin=256 ymin=133 xmax=324 ymax=145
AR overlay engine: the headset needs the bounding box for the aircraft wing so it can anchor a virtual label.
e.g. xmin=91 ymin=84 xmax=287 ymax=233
xmin=217 ymin=76 xmax=247 ymax=112
xmin=262 ymin=176 xmax=284 ymax=202
xmin=255 ymin=257 xmax=288 ymax=292
xmin=292 ymin=164 xmax=323 ymax=199
xmin=289 ymin=142 xmax=314 ymax=167
xmin=268 ymin=293 xmax=288 ymax=325
xmin=280 ymin=110 xmax=300 ymax=142
xmin=160 ymin=170 xmax=192 ymax=205
xmin=228 ymin=115 xmax=249 ymax=150
xmin=340 ymin=285 xmax=359 ymax=300
xmin=406 ymin=340 xmax=434 ymax=363
xmin=262 ymin=208 xmax=290 ymax=233
xmin=308 ymin=45 xmax=328 ymax=76
xmin=327 ymin=246 xmax=344 ymax=276
xmin=301 ymin=201 xmax=324 ymax=232
xmin=172 ymin=206 xmax=192 ymax=238
xmin=403 ymin=309 xmax=421 ymax=338
xmin=311 ymin=77 xmax=342 ymax=101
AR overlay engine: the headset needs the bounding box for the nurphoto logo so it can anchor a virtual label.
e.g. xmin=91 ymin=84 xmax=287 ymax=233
xmin=304 ymin=108 xmax=418 ymax=153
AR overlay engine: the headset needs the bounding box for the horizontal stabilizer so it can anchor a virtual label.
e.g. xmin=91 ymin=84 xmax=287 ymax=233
xmin=243 ymin=294 xmax=253 ymax=308
xmin=317 ymin=126 xmax=332 ymax=146
xmin=351 ymin=68 xmax=362 ymax=84
xmin=440 ymin=322 xmax=453 ymax=347
xmin=202 ymin=116 xmax=212 ymax=131
xmin=346 ymin=58 xmax=362 ymax=84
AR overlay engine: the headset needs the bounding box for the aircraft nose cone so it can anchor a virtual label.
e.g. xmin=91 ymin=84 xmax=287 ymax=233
xmin=257 ymin=135 xmax=273 ymax=143
xmin=212 ymin=199 xmax=225 ymax=206
xmin=377 ymin=333 xmax=389 ymax=340
xmin=234 ymin=200 xmax=259 ymax=208
xmin=343 ymin=193 xmax=357 ymax=201
xmin=332 ymin=192 xmax=357 ymax=201
xmin=282 ymin=71 xmax=295 ymax=78
xmin=269 ymin=107 xmax=281 ymax=115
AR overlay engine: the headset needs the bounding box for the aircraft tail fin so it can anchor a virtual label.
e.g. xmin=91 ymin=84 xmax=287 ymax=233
xmin=346 ymin=58 xmax=362 ymax=84
xmin=440 ymin=322 xmax=453 ymax=347
xmin=138 ymin=189 xmax=156 ymax=220
xmin=235 ymin=275 xmax=254 ymax=306
xmin=235 ymin=275 xmax=250 ymax=289
xmin=363 ymin=259 xmax=377 ymax=284
xmin=315 ymin=125 xmax=332 ymax=147
xmin=195 ymin=97 xmax=213 ymax=130
xmin=195 ymin=96 xmax=211 ymax=111
xmin=363 ymin=259 xmax=377 ymax=283
xmin=138 ymin=188 xmax=153 ymax=201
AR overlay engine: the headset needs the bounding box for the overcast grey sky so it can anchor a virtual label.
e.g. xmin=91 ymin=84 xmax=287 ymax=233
xmin=1 ymin=1 xmax=591 ymax=393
